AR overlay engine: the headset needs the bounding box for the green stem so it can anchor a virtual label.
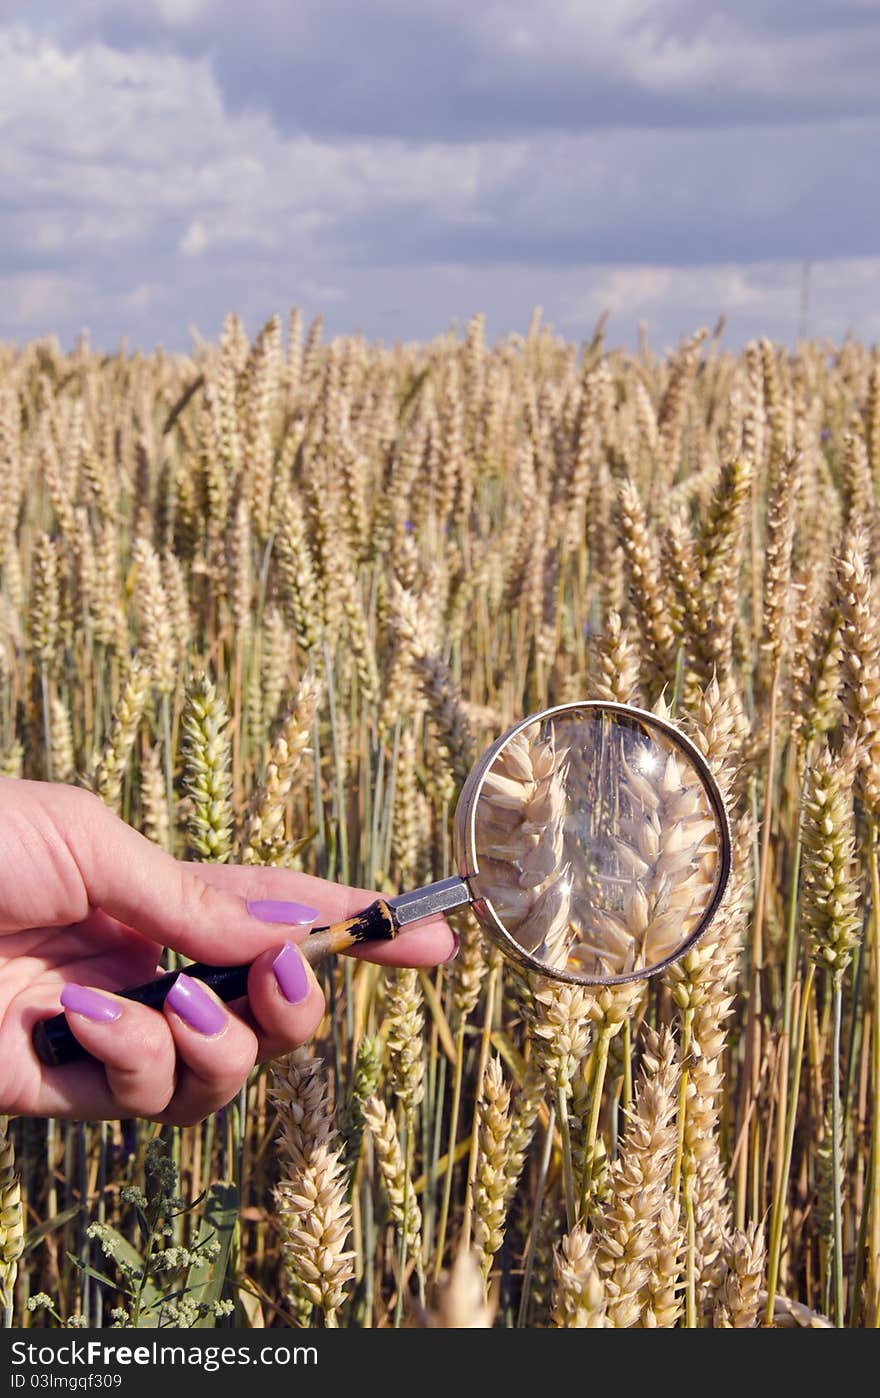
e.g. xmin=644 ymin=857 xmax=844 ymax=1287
xmin=311 ymin=708 xmax=326 ymax=873
xmin=852 ymin=1138 xmax=872 ymax=1326
xmin=161 ymin=691 xmax=173 ymax=828
xmin=95 ymin=1122 xmax=107 ymax=1330
xmin=737 ymin=663 xmax=779 ymax=1228
xmin=869 ymin=824 xmax=880 ymax=1325
xmin=841 ymin=939 xmax=864 ymax=1159
xmin=461 ymin=964 xmax=498 ymax=1252
xmin=671 ymin=1007 xmax=694 ymax=1197
xmin=433 ymin=1020 xmax=466 ymax=1281
xmin=684 ymin=1176 xmax=697 ymax=1328
xmin=516 ymin=1105 xmax=555 ymax=1328
xmin=424 ymin=1019 xmax=447 ymax=1272
xmin=556 ymin=1078 xmax=575 ymax=1230
xmin=579 ymin=1025 xmax=612 ymax=1216
xmin=41 ymin=669 xmax=53 ymax=781
xmin=46 ymin=1119 xmax=57 ymax=1224
xmin=362 ymin=1143 xmax=375 ymax=1327
xmin=324 ymin=640 xmax=349 ymax=882
xmin=394 ymin=1110 xmax=422 ymax=1326
xmin=765 ymin=962 xmax=815 ymax=1322
xmin=831 ymin=972 xmax=845 ymax=1328
xmin=131 ymin=1217 xmax=158 ymax=1329
xmin=621 ymin=1016 xmax=633 ymax=1116
xmin=669 ymin=642 xmax=686 ymax=717
xmin=78 ymin=1123 xmax=89 ymax=1324
xmin=781 ymin=790 xmax=805 ymax=1040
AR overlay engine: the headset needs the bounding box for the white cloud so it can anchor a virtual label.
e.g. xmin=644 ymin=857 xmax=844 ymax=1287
xmin=557 ymin=257 xmax=880 ymax=345
xmin=120 ymin=284 xmax=157 ymax=313
xmin=0 ymin=271 xmax=84 ymax=329
xmin=299 ymin=279 xmax=345 ymax=305
xmin=179 ymin=220 xmax=208 ymax=256
xmin=464 ymin=1 xmax=880 ymax=117
xmin=0 ymin=21 xmax=502 ymax=289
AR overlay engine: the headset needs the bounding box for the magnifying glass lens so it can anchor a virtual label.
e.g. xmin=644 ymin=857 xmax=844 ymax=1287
xmin=468 ymin=708 xmax=725 ymax=983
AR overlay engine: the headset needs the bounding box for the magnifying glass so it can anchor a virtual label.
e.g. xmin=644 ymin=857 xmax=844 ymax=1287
xmin=33 ymin=700 xmax=732 ymax=1066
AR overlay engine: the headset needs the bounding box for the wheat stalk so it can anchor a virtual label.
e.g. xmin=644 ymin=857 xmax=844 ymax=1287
xmin=362 ymin=1096 xmax=422 ymax=1256
xmin=0 ymin=1118 xmax=23 ymax=1320
xmin=471 ymin=1056 xmax=512 ymax=1282
xmin=242 ymin=672 xmax=322 ymax=864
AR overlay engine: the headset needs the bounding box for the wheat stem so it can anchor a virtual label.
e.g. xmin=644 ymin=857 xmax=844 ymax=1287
xmin=737 ymin=658 xmax=780 ymax=1227
xmin=579 ymin=1024 xmax=612 ymax=1216
xmin=460 ymin=962 xmax=499 ymax=1252
xmin=517 ymin=1104 xmax=556 ymax=1328
xmin=831 ymin=972 xmax=845 ymax=1327
xmin=433 ymin=1020 xmax=466 ymax=1282
xmin=869 ymin=825 xmax=880 ymax=1325
xmin=556 ymin=1077 xmax=575 ymax=1231
xmin=40 ymin=669 xmax=53 ymax=782
xmin=765 ymin=962 xmax=815 ymax=1321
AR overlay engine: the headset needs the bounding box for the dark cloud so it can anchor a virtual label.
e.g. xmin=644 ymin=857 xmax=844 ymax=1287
xmin=322 ymin=121 xmax=880 ymax=270
xmin=681 ymin=0 xmax=880 ymax=37
xmin=64 ymin=1 xmax=880 ymax=141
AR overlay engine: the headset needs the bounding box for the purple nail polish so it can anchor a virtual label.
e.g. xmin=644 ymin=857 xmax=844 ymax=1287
xmin=166 ymin=974 xmax=227 ymax=1036
xmin=246 ymin=898 xmax=320 ymax=925
xmin=61 ymin=984 xmax=122 ymax=1024
xmin=272 ymin=942 xmax=310 ymax=1004
xmin=444 ymin=931 xmax=461 ymax=964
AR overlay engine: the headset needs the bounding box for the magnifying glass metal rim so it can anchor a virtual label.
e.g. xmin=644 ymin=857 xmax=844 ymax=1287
xmin=452 ymin=698 xmax=734 ymax=988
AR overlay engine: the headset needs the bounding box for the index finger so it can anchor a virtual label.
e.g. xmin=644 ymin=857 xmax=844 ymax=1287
xmin=188 ymin=864 xmax=457 ymax=966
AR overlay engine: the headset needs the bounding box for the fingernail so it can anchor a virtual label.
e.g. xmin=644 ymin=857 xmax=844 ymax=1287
xmin=272 ymin=941 xmax=310 ymax=1004
xmin=166 ymin=973 xmax=227 ymax=1036
xmin=444 ymin=932 xmax=461 ymax=964
xmin=61 ymin=984 xmax=122 ymax=1024
xmin=246 ymin=898 xmax=320 ymax=925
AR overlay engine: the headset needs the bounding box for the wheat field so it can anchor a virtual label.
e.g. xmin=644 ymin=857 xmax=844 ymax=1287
xmin=1 ymin=311 xmax=879 ymax=1328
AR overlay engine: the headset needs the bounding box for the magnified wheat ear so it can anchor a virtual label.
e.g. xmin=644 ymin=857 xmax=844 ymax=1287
xmin=576 ymin=736 xmax=719 ymax=977
xmin=474 ymin=723 xmax=572 ymax=966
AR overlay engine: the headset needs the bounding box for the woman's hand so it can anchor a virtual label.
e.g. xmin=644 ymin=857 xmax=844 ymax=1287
xmin=0 ymin=778 xmax=455 ymax=1124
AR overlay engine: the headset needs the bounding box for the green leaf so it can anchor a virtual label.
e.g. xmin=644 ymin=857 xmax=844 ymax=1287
xmin=94 ymin=1227 xmax=164 ymax=1327
xmin=22 ymin=1204 xmax=84 ymax=1257
xmin=65 ymin=1256 xmax=124 ymax=1293
xmin=186 ymin=1181 xmax=240 ymax=1329
xmin=234 ymin=1279 xmax=265 ymax=1329
xmin=95 ymin=1226 xmax=146 ymax=1274
xmin=287 ymin=827 xmax=317 ymax=862
xmin=398 ymin=365 xmax=431 ymax=425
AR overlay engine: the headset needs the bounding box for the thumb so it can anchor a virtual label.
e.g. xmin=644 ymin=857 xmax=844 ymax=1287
xmin=55 ymin=787 xmax=309 ymax=964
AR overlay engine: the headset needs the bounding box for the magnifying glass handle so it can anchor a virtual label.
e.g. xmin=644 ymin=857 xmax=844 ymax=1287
xmin=32 ymin=898 xmax=398 ymax=1069
xmin=31 ymin=877 xmax=472 ymax=1069
xmin=389 ymin=875 xmax=471 ymax=924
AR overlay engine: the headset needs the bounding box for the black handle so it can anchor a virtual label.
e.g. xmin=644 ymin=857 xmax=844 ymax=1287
xmin=32 ymin=960 xmax=252 ymax=1068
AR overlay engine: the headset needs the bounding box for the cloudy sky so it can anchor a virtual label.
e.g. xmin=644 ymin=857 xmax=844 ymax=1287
xmin=1 ymin=0 xmax=879 ymax=352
